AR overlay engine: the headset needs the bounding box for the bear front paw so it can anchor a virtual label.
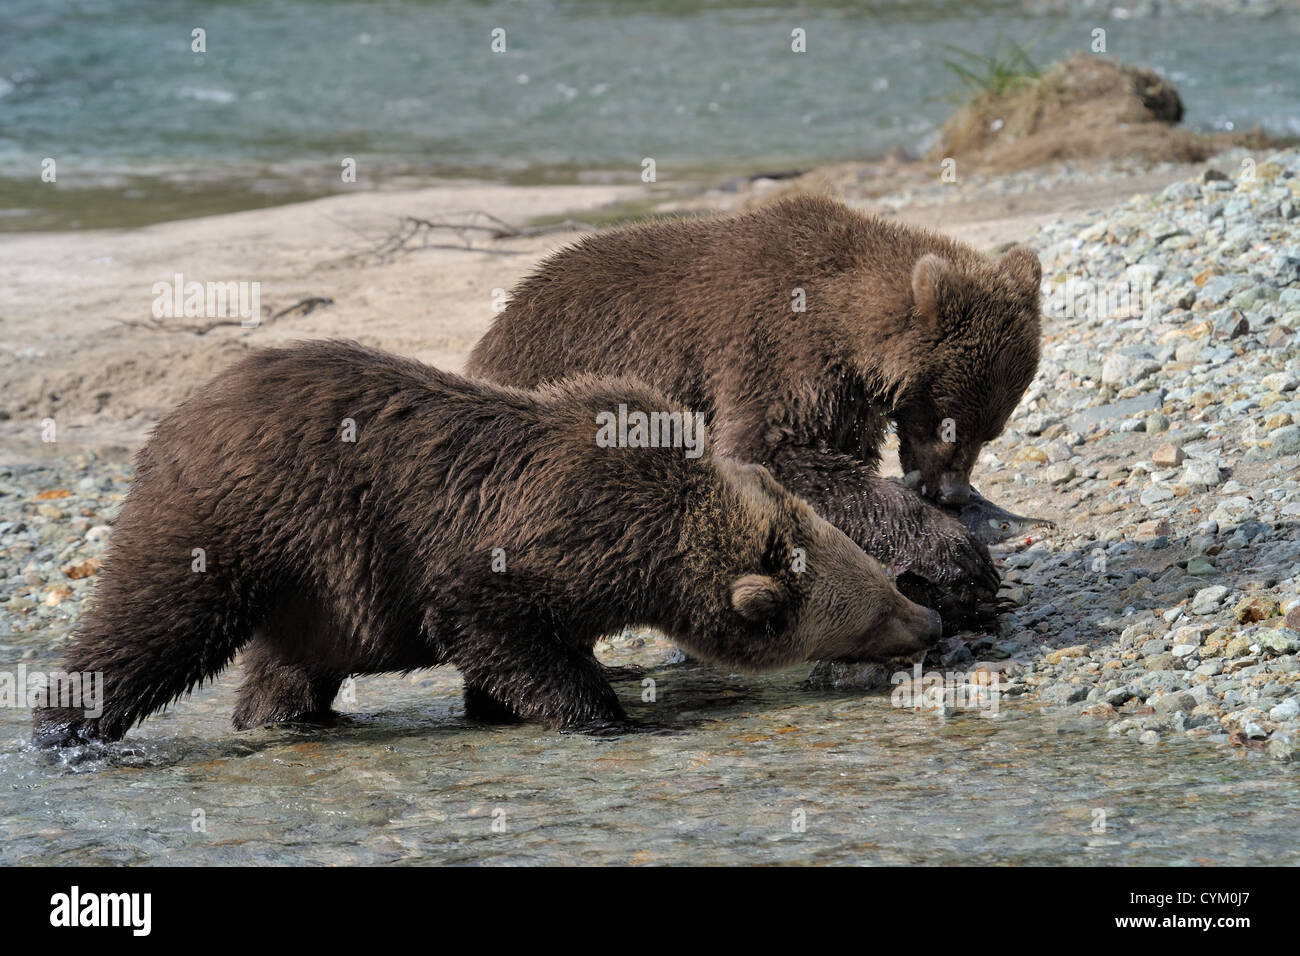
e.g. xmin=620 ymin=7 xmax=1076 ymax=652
xmin=31 ymin=707 xmax=104 ymax=749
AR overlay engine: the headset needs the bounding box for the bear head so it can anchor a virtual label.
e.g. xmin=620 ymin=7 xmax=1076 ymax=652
xmin=895 ymin=244 xmax=1042 ymax=506
xmin=680 ymin=461 xmax=943 ymax=670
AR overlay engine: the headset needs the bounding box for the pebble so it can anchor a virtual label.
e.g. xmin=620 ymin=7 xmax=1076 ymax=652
xmin=84 ymin=525 xmax=112 ymax=546
xmin=1181 ymin=458 xmax=1224 ymax=490
xmin=1152 ymin=444 xmax=1185 ymax=467
xmin=1154 ymin=690 xmax=1198 ymax=715
xmin=1140 ymin=485 xmax=1174 ymax=506
xmin=1046 ymin=462 xmax=1076 ymax=485
xmin=1256 ymin=628 xmax=1300 ymax=655
xmin=1269 ymin=698 xmax=1300 ymax=721
xmin=1191 ymin=586 xmax=1230 ymax=615
xmin=1040 ymin=683 xmax=1089 ymax=705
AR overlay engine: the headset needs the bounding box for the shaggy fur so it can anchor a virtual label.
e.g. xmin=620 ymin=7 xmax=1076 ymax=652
xmin=32 ymin=340 xmax=940 ymax=746
xmin=466 ymin=195 xmax=1042 ymax=625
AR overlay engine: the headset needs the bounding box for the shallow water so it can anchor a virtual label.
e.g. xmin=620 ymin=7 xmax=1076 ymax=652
xmin=2 ymin=638 xmax=1295 ymax=865
xmin=4 ymin=0 xmax=1300 ymax=229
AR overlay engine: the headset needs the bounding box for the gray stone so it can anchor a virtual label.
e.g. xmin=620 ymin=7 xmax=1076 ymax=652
xmin=1180 ymin=458 xmax=1223 ymax=490
xmin=1046 ymin=462 xmax=1076 ymax=485
xmin=84 ymin=525 xmax=112 ymax=546
xmin=1191 ymin=586 xmax=1230 ymax=614
xmin=1266 ymin=425 xmax=1300 ymax=457
xmin=1153 ymin=691 xmax=1198 ymax=715
xmin=1140 ymin=639 xmax=1168 ymax=658
xmin=1068 ymin=392 xmax=1165 ymax=431
xmin=1256 ymin=628 xmax=1300 ymax=655
xmin=1104 ymin=685 xmax=1137 ymax=706
xmin=1140 ymin=485 xmax=1174 ymax=506
xmin=1268 ymin=698 xmax=1300 ymax=721
xmin=1146 ymin=412 xmax=1170 ymax=433
xmin=1040 ymin=683 xmax=1089 ymax=705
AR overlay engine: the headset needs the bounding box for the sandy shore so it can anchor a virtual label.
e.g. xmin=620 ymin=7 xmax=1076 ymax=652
xmin=0 ymin=182 xmax=644 ymax=459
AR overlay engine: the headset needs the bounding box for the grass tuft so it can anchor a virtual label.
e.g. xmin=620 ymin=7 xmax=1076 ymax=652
xmin=940 ymin=40 xmax=1041 ymax=101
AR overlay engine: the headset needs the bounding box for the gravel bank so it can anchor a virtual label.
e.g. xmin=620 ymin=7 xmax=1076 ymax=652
xmin=961 ymin=147 xmax=1300 ymax=759
xmin=0 ymin=452 xmax=130 ymax=661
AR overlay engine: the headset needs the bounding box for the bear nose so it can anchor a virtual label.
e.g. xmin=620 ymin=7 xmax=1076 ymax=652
xmin=936 ymin=474 xmax=971 ymax=505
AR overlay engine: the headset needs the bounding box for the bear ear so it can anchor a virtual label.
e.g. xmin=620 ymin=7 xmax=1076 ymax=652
xmin=730 ymin=574 xmax=787 ymax=622
xmin=911 ymin=254 xmax=949 ymax=332
xmin=739 ymin=462 xmax=785 ymax=497
xmin=999 ymin=245 xmax=1042 ymax=296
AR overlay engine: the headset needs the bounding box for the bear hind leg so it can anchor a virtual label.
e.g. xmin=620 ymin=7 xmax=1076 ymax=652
xmin=232 ymin=598 xmax=346 ymax=731
xmin=32 ymin=542 xmax=261 ymax=747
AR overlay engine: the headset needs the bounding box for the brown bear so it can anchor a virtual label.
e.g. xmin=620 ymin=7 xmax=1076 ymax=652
xmin=32 ymin=340 xmax=940 ymax=746
xmin=466 ymin=195 xmax=1042 ymax=627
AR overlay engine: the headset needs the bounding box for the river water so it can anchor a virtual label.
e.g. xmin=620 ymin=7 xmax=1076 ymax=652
xmin=3 ymin=635 xmax=1295 ymax=865
xmin=3 ymin=0 xmax=1300 ymax=229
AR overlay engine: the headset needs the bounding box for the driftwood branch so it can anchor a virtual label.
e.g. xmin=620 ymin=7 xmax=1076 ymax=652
xmin=345 ymin=209 xmax=596 ymax=266
xmin=270 ymin=296 xmax=335 ymax=321
xmin=407 ymin=209 xmax=597 ymax=240
xmin=107 ymin=296 xmax=334 ymax=336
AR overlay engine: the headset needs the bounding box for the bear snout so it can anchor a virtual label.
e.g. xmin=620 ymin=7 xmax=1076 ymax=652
xmin=887 ymin=598 xmax=944 ymax=655
xmin=934 ymin=472 xmax=971 ymax=506
xmin=849 ymin=597 xmax=944 ymax=661
xmin=896 ymin=602 xmax=943 ymax=653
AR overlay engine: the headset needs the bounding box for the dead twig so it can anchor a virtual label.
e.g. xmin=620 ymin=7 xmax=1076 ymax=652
xmin=107 ymin=296 xmax=334 ymax=336
xmin=344 ymin=209 xmax=595 ymax=265
xmin=407 ymin=209 xmax=596 ymax=240
xmin=270 ymin=296 xmax=334 ymax=321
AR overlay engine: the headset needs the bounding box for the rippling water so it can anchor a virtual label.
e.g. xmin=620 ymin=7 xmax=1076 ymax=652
xmin=3 ymin=0 xmax=1299 ymax=228
xmin=3 ymin=637 xmax=1296 ymax=865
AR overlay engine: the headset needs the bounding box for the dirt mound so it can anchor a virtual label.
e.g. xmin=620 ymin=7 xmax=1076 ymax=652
xmin=929 ymin=53 xmax=1261 ymax=171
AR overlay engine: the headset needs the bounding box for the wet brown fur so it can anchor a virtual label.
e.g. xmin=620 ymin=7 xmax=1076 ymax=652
xmin=32 ymin=340 xmax=940 ymax=746
xmin=467 ymin=195 xmax=1042 ymax=623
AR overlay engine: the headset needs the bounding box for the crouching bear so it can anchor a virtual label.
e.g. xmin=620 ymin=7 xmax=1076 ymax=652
xmin=467 ymin=196 xmax=1044 ymax=629
xmin=32 ymin=341 xmax=941 ymax=746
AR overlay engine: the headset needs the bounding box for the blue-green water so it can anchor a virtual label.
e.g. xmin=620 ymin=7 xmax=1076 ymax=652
xmin=2 ymin=0 xmax=1299 ymax=228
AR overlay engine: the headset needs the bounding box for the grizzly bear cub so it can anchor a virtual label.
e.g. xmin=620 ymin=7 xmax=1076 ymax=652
xmin=32 ymin=341 xmax=941 ymax=746
xmin=467 ymin=195 xmax=1042 ymax=627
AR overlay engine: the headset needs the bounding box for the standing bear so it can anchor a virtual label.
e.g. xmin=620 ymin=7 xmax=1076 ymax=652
xmin=32 ymin=340 xmax=941 ymax=746
xmin=467 ymin=195 xmax=1043 ymax=628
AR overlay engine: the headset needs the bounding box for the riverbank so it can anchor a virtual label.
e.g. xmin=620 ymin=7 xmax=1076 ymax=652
xmin=4 ymin=146 xmax=1300 ymax=865
xmin=3 ymin=147 xmax=1299 ymax=769
xmin=962 ymin=147 xmax=1300 ymax=758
